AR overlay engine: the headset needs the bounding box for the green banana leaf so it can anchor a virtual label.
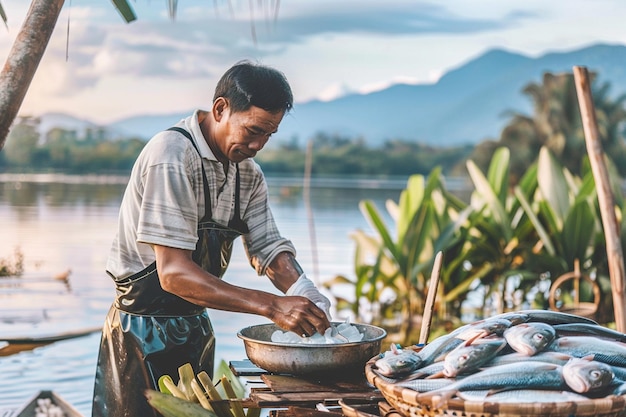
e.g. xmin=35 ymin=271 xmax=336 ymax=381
xmin=405 ymin=201 xmax=436 ymax=284
xmin=575 ymin=172 xmax=597 ymax=204
xmin=466 ymin=159 xmax=512 ymax=242
xmin=350 ymin=229 xmax=397 ymax=277
xmin=538 ymin=147 xmax=570 ymax=228
xmin=487 ymin=147 xmax=510 ymax=206
xmin=515 ymin=185 xmax=556 ymax=255
xmin=560 ymin=200 xmax=595 ymax=266
xmin=359 ymin=200 xmax=397 ymax=259
xmin=397 ymin=174 xmax=425 ymax=243
xmin=443 ymin=262 xmax=493 ymax=303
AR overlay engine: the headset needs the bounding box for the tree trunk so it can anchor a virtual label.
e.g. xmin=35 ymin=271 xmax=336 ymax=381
xmin=0 ymin=0 xmax=65 ymax=150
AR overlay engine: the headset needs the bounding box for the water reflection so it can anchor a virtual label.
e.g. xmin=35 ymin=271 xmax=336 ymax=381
xmin=0 ymin=174 xmax=407 ymax=415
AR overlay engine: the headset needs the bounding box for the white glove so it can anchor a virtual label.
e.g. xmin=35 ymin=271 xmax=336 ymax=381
xmin=286 ymin=274 xmax=332 ymax=320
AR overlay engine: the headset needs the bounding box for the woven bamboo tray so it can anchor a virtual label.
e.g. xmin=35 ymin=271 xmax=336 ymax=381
xmin=365 ymin=358 xmax=626 ymax=417
xmin=338 ymin=399 xmax=380 ymax=417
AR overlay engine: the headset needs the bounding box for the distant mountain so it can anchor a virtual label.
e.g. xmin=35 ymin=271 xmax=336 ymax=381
xmin=273 ymin=43 xmax=626 ymax=147
xmin=40 ymin=43 xmax=626 ymax=147
xmin=36 ymin=112 xmax=130 ymax=141
xmin=108 ymin=113 xmax=187 ymax=140
xmin=36 ymin=112 xmax=101 ymax=138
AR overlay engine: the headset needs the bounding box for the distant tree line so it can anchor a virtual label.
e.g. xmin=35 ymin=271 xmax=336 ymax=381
xmin=2 ymin=71 xmax=626 ymax=180
xmin=0 ymin=116 xmax=146 ymax=174
xmin=256 ymin=134 xmax=473 ymax=177
xmin=0 ymin=115 xmax=474 ymax=177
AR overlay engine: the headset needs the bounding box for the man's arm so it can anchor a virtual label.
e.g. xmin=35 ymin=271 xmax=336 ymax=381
xmin=154 ymin=245 xmax=329 ymax=336
xmin=264 ymin=251 xmax=303 ymax=292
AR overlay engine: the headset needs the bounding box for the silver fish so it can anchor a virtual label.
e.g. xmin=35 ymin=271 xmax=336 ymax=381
xmin=396 ymin=361 xmax=445 ymax=381
xmin=413 ymin=334 xmax=465 ymax=367
xmin=396 ymin=377 xmax=455 ymax=393
xmin=553 ymin=323 xmax=626 ymax=342
xmin=374 ymin=347 xmax=423 ymax=377
xmin=510 ymin=309 xmax=598 ymax=325
xmin=452 ymin=318 xmax=513 ymax=340
xmin=458 ymin=389 xmax=588 ymax=403
xmin=612 ymin=381 xmax=626 ymax=396
xmin=485 ymin=351 xmax=573 ymax=368
xmin=417 ymin=361 xmax=565 ymax=408
xmin=489 ymin=311 xmax=531 ymax=325
xmin=548 ymin=336 xmax=626 ymax=367
xmin=562 ymin=357 xmax=615 ymax=393
xmin=443 ymin=337 xmax=507 ymax=377
xmin=416 ymin=317 xmax=512 ymax=367
xmin=610 ymin=365 xmax=626 ymax=382
xmin=504 ymin=322 xmax=556 ymax=355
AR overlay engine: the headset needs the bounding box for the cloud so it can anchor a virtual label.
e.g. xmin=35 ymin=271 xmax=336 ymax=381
xmin=35 ymin=0 xmax=530 ymax=96
xmin=11 ymin=0 xmax=546 ymax=121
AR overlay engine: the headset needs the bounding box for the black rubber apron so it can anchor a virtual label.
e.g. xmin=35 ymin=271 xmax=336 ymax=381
xmin=92 ymin=127 xmax=249 ymax=417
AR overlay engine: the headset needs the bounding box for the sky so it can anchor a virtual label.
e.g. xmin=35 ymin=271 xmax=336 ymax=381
xmin=1 ymin=0 xmax=626 ymax=125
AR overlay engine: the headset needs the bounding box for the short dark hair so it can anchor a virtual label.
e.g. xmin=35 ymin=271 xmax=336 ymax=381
xmin=213 ymin=60 xmax=293 ymax=114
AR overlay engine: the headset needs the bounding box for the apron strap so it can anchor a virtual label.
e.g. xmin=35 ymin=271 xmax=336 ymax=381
xmin=167 ymin=126 xmax=248 ymax=234
xmin=167 ymin=126 xmax=213 ymax=221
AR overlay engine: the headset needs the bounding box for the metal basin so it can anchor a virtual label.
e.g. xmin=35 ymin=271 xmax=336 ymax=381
xmin=237 ymin=322 xmax=387 ymax=376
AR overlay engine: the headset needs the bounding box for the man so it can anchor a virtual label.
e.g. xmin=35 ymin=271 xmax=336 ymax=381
xmin=92 ymin=61 xmax=331 ymax=417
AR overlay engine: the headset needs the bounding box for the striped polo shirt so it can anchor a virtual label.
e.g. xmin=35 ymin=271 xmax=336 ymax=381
xmin=105 ymin=110 xmax=296 ymax=280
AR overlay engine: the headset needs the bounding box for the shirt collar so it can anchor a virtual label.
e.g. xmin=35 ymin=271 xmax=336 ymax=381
xmin=185 ymin=110 xmax=220 ymax=163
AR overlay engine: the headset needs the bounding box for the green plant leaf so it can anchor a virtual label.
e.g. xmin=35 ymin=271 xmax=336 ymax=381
xmin=561 ymin=200 xmax=595 ymax=266
xmin=514 ymin=186 xmax=556 ymax=255
xmin=467 ymin=159 xmax=512 ymax=241
xmin=443 ymin=263 xmax=493 ymax=303
xmin=537 ymin=147 xmax=570 ymax=227
xmin=576 ymin=171 xmax=597 ymax=204
xmin=359 ymin=200 xmax=397 ymax=257
xmin=487 ymin=147 xmax=510 ymax=206
xmin=0 ymin=1 xmax=7 ymax=28
xmin=397 ymin=174 xmax=425 ymax=242
xmin=111 ymin=0 xmax=138 ymax=23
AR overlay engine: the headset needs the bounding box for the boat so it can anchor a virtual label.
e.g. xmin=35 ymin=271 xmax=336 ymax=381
xmin=12 ymin=390 xmax=83 ymax=417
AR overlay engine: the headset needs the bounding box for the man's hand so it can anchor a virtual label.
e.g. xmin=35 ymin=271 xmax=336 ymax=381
xmin=269 ymin=294 xmax=331 ymax=337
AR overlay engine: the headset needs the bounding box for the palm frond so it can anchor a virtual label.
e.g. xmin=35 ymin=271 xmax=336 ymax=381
xmin=167 ymin=0 xmax=178 ymax=20
xmin=111 ymin=0 xmax=137 ymax=23
xmin=0 ymin=1 xmax=7 ymax=29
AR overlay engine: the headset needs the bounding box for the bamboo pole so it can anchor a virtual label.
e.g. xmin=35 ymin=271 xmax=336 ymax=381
xmin=418 ymin=251 xmax=443 ymax=345
xmin=303 ymin=139 xmax=320 ymax=283
xmin=0 ymin=0 xmax=66 ymax=149
xmin=573 ymin=66 xmax=626 ymax=331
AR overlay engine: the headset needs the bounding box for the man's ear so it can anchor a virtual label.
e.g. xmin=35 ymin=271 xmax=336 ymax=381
xmin=213 ymin=97 xmax=228 ymax=122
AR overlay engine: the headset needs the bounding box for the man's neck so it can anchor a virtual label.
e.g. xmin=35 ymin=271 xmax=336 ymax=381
xmin=199 ymin=111 xmax=229 ymax=169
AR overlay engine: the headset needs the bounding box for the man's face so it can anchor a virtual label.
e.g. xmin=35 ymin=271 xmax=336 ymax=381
xmin=216 ymin=101 xmax=284 ymax=163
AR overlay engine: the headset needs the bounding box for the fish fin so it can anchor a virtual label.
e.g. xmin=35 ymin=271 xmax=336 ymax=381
xmin=425 ymin=370 xmax=446 ymax=379
xmin=581 ymin=354 xmax=594 ymax=361
xmin=466 ymin=330 xmax=488 ymax=344
xmin=485 ymin=387 xmax=510 ymax=396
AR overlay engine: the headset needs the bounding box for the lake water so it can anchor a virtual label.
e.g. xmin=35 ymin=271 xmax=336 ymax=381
xmin=0 ymin=173 xmax=413 ymax=415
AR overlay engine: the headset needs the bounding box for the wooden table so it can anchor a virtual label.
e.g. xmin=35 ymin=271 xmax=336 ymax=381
xmin=229 ymin=360 xmax=400 ymax=417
